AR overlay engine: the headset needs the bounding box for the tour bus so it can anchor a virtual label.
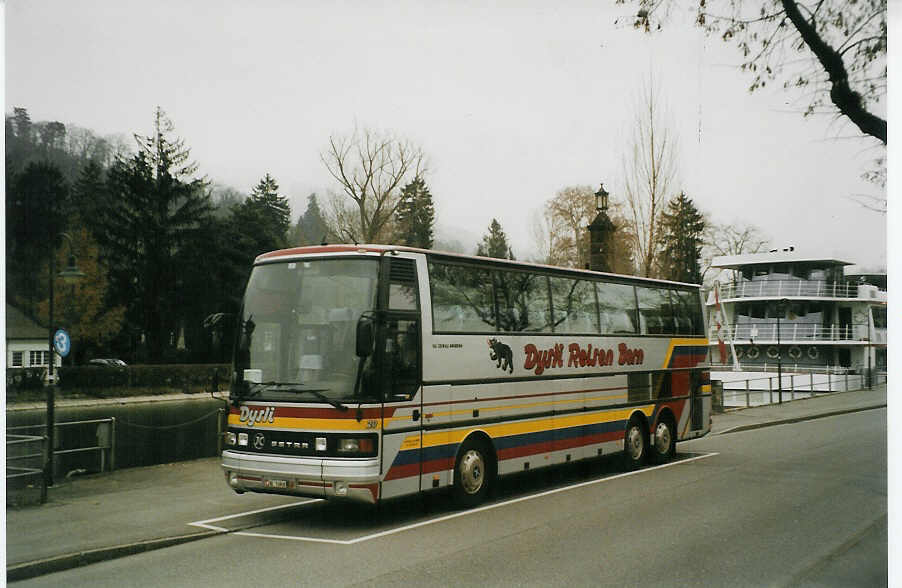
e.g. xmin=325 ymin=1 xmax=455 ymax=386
xmin=222 ymin=244 xmax=711 ymax=506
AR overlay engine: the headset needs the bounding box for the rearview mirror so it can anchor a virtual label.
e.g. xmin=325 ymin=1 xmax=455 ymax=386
xmin=356 ymin=315 xmax=375 ymax=357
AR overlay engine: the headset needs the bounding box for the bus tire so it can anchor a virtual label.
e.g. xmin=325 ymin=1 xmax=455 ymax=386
xmin=623 ymin=415 xmax=648 ymax=470
xmin=651 ymin=414 xmax=676 ymax=463
xmin=452 ymin=437 xmax=494 ymax=508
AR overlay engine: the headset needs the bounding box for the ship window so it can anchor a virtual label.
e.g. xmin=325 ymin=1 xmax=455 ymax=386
xmin=749 ymin=304 xmax=766 ymax=319
xmin=770 ymin=265 xmax=791 ymax=280
xmin=873 ymin=308 xmax=887 ymax=329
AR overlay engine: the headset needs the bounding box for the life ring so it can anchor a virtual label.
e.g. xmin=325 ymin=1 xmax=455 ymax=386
xmin=735 ymin=347 xmax=744 ymax=359
xmin=746 ymin=346 xmax=760 ymax=360
xmin=807 ymin=346 xmax=819 ymax=360
xmin=766 ymin=346 xmax=779 ymax=359
xmin=788 ymin=346 xmax=802 ymax=360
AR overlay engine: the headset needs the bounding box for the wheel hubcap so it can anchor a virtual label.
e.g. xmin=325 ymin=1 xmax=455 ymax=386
xmin=655 ymin=422 xmax=671 ymax=454
xmin=627 ymin=426 xmax=644 ymax=460
xmin=459 ymin=449 xmax=485 ymax=495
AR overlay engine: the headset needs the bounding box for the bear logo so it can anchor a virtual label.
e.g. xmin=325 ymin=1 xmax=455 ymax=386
xmin=487 ymin=338 xmax=514 ymax=374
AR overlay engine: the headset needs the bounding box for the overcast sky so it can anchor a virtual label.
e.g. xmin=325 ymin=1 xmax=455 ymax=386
xmin=4 ymin=0 xmax=888 ymax=270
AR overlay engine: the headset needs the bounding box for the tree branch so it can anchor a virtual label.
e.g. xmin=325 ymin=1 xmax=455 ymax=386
xmin=780 ymin=0 xmax=886 ymax=143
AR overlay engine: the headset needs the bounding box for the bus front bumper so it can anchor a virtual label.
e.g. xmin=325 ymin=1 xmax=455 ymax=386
xmin=221 ymin=450 xmax=381 ymax=504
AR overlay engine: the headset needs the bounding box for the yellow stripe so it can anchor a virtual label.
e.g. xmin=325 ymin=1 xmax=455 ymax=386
xmin=661 ymin=337 xmax=709 ymax=369
xmin=385 ymin=391 xmax=631 ymax=425
xmin=417 ymin=404 xmax=655 ymax=449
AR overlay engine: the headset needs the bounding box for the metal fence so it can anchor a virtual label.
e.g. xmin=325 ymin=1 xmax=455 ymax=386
xmin=6 ymin=432 xmax=47 ymax=502
xmin=714 ymin=371 xmax=887 ymax=409
xmin=6 ymin=418 xmax=117 ymax=504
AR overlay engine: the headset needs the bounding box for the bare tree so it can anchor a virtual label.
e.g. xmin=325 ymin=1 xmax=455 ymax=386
xmin=621 ymin=0 xmax=886 ymax=145
xmin=532 ymin=185 xmax=636 ymax=274
xmin=701 ymin=220 xmax=770 ymax=286
xmin=622 ymin=74 xmax=679 ymax=278
xmin=321 ymin=126 xmax=426 ymax=243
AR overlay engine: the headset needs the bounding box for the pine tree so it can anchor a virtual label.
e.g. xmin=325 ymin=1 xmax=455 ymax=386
xmin=248 ymin=173 xmax=291 ymax=246
xmin=477 ymin=218 xmax=515 ymax=260
xmin=656 ymin=192 xmax=706 ymax=284
xmin=6 ymin=161 xmax=71 ymax=317
xmin=294 ymin=193 xmax=330 ymax=245
xmin=394 ymin=177 xmax=435 ymax=248
xmin=99 ymin=107 xmax=213 ymax=361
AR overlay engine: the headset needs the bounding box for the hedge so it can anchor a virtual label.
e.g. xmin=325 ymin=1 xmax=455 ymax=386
xmin=58 ymin=364 xmax=232 ymax=393
xmin=6 ymin=367 xmax=47 ymax=390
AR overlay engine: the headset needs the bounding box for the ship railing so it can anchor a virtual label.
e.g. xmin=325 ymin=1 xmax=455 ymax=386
xmin=709 ymin=323 xmax=871 ymax=342
xmin=715 ymin=280 xmax=881 ymax=300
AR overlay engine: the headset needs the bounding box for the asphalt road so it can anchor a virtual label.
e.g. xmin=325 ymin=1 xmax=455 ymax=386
xmin=15 ymin=408 xmax=887 ymax=587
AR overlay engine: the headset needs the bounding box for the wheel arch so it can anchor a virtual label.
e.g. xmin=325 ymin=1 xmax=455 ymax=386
xmin=626 ymin=409 xmax=650 ymax=434
xmin=654 ymin=406 xmax=677 ymax=430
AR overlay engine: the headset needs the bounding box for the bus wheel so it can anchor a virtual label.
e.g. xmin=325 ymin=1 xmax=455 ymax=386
xmin=453 ymin=438 xmax=493 ymax=507
xmin=651 ymin=415 xmax=676 ymax=463
xmin=623 ymin=416 xmax=647 ymax=470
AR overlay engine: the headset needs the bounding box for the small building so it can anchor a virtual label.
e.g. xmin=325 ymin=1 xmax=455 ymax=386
xmin=6 ymin=304 xmax=59 ymax=372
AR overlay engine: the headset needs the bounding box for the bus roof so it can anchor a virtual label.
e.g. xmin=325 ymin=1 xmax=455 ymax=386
xmin=255 ymin=244 xmax=703 ymax=289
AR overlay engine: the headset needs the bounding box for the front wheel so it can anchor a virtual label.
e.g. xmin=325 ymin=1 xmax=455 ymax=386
xmin=452 ymin=438 xmax=494 ymax=508
xmin=623 ymin=417 xmax=647 ymax=470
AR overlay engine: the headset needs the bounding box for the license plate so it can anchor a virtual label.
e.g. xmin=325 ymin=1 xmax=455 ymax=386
xmin=266 ymin=479 xmax=288 ymax=489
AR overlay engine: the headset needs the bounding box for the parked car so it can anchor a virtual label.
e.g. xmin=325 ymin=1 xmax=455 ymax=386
xmin=88 ymin=358 xmax=128 ymax=368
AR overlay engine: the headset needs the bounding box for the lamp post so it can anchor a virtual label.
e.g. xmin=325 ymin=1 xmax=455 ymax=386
xmin=776 ymin=298 xmax=789 ymax=404
xmin=867 ymin=307 xmax=872 ymax=390
xmin=45 ymin=233 xmax=85 ymax=490
xmin=587 ymin=183 xmax=616 ymax=272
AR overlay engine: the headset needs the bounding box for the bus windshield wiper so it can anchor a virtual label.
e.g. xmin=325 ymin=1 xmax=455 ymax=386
xmin=250 ymin=381 xmax=348 ymax=411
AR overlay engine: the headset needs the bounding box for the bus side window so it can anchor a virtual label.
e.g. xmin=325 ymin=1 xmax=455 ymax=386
xmin=388 ymin=258 xmax=419 ymax=310
xmin=655 ymin=372 xmax=674 ymax=399
xmin=628 ymin=372 xmax=651 ymax=402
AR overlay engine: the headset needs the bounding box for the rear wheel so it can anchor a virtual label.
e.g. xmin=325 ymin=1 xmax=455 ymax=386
xmin=651 ymin=415 xmax=676 ymax=463
xmin=452 ymin=438 xmax=494 ymax=507
xmin=623 ymin=416 xmax=647 ymax=470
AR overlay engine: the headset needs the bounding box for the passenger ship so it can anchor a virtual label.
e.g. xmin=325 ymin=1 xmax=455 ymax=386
xmin=705 ymin=250 xmax=887 ymax=398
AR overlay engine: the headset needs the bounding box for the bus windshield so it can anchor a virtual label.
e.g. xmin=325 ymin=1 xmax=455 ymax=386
xmin=234 ymin=257 xmax=380 ymax=404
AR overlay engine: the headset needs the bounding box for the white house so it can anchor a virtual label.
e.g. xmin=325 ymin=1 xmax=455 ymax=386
xmin=6 ymin=304 xmax=60 ymax=372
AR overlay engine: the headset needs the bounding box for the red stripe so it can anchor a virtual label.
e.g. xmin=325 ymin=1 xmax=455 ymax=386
xmin=670 ymin=353 xmax=707 ymax=368
xmin=383 ymin=456 xmax=455 ymax=481
xmin=230 ymin=405 xmax=393 ymax=419
xmin=498 ymin=431 xmax=623 ymax=461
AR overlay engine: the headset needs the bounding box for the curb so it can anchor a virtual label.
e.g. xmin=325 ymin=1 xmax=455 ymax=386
xmin=715 ymin=404 xmax=886 ymax=435
xmin=6 ymin=530 xmax=223 ymax=582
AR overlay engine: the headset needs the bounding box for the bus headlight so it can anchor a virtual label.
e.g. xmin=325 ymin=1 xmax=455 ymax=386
xmin=226 ymin=432 xmax=237 ymax=446
xmin=337 ymin=437 xmax=375 ymax=454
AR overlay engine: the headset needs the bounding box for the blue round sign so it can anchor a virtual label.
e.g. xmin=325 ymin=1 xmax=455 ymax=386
xmin=53 ymin=329 xmax=71 ymax=358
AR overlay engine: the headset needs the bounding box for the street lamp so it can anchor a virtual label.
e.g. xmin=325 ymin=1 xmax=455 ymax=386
xmin=594 ymin=183 xmax=610 ymax=213
xmin=45 ymin=232 xmax=85 ymax=492
xmin=587 ymin=183 xmax=615 ymax=272
xmin=776 ymin=298 xmax=790 ymax=404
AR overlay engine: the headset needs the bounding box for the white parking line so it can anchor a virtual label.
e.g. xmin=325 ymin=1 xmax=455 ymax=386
xmin=197 ymin=452 xmax=719 ymax=544
xmin=188 ymin=499 xmax=321 ymax=532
